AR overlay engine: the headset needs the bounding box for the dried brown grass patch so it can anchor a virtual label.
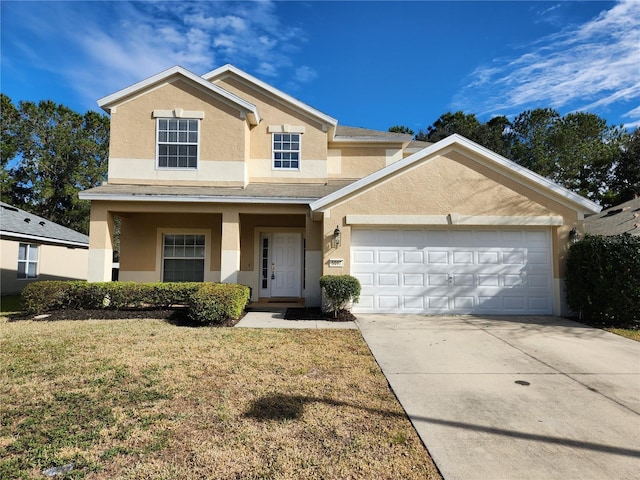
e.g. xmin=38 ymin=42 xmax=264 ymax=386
xmin=1 ymin=318 xmax=440 ymax=479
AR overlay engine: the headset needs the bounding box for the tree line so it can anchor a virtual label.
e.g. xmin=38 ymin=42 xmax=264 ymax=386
xmin=390 ymin=109 xmax=639 ymax=207
xmin=1 ymin=94 xmax=109 ymax=234
xmin=1 ymin=94 xmax=638 ymax=235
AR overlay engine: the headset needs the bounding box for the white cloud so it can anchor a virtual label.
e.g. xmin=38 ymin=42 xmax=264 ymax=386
xmin=7 ymin=1 xmax=312 ymax=109
xmin=453 ymin=0 xmax=640 ymax=126
xmin=294 ymin=66 xmax=318 ymax=83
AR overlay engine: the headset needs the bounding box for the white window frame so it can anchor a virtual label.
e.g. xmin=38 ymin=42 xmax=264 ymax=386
xmin=161 ymin=233 xmax=206 ymax=282
xmin=156 ymin=118 xmax=200 ymax=170
xmin=17 ymin=243 xmax=39 ymax=279
xmin=272 ymin=132 xmax=301 ymax=170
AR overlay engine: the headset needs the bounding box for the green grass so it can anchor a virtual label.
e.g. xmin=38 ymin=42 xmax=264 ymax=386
xmin=0 ymin=317 xmax=440 ymax=480
xmin=0 ymin=294 xmax=22 ymax=315
xmin=606 ymin=328 xmax=640 ymax=342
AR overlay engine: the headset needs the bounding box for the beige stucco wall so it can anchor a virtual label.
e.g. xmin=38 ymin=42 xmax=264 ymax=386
xmin=320 ymin=149 xmax=580 ymax=282
xmin=327 ymin=145 xmax=403 ymax=179
xmin=214 ymin=76 xmax=331 ymax=183
xmin=119 ymin=213 xmax=223 ymax=275
xmin=108 ymin=78 xmax=247 ymax=186
xmin=0 ymin=238 xmax=88 ymax=294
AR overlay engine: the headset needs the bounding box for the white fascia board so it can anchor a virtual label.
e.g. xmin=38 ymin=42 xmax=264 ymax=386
xmin=97 ymin=65 xmax=260 ymax=125
xmin=345 ymin=214 xmax=564 ymax=227
xmin=0 ymin=231 xmax=89 ymax=248
xmin=203 ymin=64 xmax=337 ymax=128
xmin=78 ymin=192 xmax=315 ymax=204
xmin=311 ymin=133 xmax=602 ymax=215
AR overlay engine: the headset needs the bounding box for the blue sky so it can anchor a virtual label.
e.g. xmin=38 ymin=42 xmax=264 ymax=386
xmin=2 ymin=1 xmax=639 ymax=132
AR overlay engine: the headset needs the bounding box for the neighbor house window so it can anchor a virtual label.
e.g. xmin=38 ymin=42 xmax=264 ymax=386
xmin=162 ymin=234 xmax=205 ymax=282
xmin=157 ymin=118 xmax=199 ymax=169
xmin=272 ymin=133 xmax=300 ymax=169
xmin=17 ymin=243 xmax=39 ymax=279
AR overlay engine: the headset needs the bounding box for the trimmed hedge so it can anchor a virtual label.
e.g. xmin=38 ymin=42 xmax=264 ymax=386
xmin=319 ymin=275 xmax=361 ymax=316
xmin=21 ymin=281 xmax=249 ymax=325
xmin=188 ymin=283 xmax=250 ymax=325
xmin=566 ymin=234 xmax=640 ymax=328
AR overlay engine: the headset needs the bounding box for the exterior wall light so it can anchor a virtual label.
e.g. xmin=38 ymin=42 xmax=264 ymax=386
xmin=333 ymin=226 xmax=341 ymax=247
xmin=569 ymin=227 xmax=580 ymax=244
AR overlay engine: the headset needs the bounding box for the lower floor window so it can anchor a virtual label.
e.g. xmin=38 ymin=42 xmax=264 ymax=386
xmin=18 ymin=243 xmax=39 ymax=279
xmin=163 ymin=234 xmax=205 ymax=282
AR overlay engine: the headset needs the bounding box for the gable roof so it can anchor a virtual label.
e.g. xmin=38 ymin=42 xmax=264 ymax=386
xmin=203 ymin=64 xmax=337 ymax=130
xmin=97 ymin=65 xmax=260 ymax=125
xmin=310 ymin=134 xmax=602 ymax=216
xmin=0 ymin=202 xmax=89 ymax=247
xmin=584 ymin=197 xmax=640 ymax=236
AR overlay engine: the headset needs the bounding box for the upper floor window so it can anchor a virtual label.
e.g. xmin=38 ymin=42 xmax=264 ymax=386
xmin=18 ymin=243 xmax=38 ymax=279
xmin=157 ymin=118 xmax=199 ymax=169
xmin=273 ymin=133 xmax=300 ymax=169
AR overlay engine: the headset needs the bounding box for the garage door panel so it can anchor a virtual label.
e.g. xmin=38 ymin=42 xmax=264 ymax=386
xmin=378 ymin=273 xmax=399 ymax=286
xmin=351 ymin=228 xmax=553 ymax=315
xmin=403 ymin=251 xmax=424 ymax=263
xmin=403 ymin=273 xmax=424 ymax=286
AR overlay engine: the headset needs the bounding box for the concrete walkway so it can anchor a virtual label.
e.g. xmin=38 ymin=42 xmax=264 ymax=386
xmin=236 ymin=310 xmax=357 ymax=329
xmin=357 ymin=314 xmax=640 ymax=480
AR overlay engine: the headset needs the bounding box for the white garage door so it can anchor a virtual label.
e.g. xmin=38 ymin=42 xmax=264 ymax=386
xmin=351 ymin=228 xmax=553 ymax=315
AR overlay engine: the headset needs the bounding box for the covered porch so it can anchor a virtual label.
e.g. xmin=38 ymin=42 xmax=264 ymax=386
xmin=87 ymin=201 xmax=325 ymax=307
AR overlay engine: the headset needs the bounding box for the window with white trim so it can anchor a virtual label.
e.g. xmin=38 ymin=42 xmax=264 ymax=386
xmin=272 ymin=133 xmax=300 ymax=169
xmin=162 ymin=234 xmax=205 ymax=282
xmin=17 ymin=243 xmax=39 ymax=279
xmin=157 ymin=118 xmax=199 ymax=169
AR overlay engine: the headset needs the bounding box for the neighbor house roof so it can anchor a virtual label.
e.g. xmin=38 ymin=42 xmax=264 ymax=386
xmin=310 ymin=134 xmax=602 ymax=216
xmin=0 ymin=202 xmax=89 ymax=247
xmin=97 ymin=65 xmax=261 ymax=125
xmin=584 ymin=197 xmax=640 ymax=236
xmin=79 ymin=181 xmax=356 ymax=204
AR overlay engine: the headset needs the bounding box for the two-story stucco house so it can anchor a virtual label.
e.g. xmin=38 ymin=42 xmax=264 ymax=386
xmin=80 ymin=64 xmax=601 ymax=315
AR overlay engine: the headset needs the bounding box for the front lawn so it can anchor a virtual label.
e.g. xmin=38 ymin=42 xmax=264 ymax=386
xmin=606 ymin=328 xmax=640 ymax=342
xmin=0 ymin=318 xmax=440 ymax=479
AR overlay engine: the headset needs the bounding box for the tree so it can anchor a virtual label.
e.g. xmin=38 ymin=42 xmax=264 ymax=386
xmin=416 ymin=111 xmax=482 ymax=143
xmin=547 ymin=112 xmax=626 ymax=203
xmin=510 ymin=108 xmax=560 ymax=174
xmin=609 ymin=128 xmax=640 ymax=205
xmin=388 ymin=125 xmax=414 ymax=136
xmin=0 ymin=95 xmax=109 ymax=233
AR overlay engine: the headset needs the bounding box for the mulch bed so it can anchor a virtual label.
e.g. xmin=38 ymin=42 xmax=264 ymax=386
xmin=284 ymin=307 xmax=356 ymax=322
xmin=7 ymin=308 xmax=242 ymax=327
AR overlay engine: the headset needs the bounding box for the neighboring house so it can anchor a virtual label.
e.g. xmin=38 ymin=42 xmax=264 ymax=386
xmin=584 ymin=197 xmax=640 ymax=236
xmin=0 ymin=202 xmax=89 ymax=294
xmin=79 ymin=64 xmax=601 ymax=316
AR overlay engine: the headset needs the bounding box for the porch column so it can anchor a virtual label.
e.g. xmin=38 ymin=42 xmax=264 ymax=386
xmin=304 ymin=213 xmax=323 ymax=307
xmin=87 ymin=203 xmax=114 ymax=282
xmin=220 ymin=211 xmax=240 ymax=283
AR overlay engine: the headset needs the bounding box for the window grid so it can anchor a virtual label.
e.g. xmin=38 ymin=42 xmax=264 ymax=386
xmin=162 ymin=234 xmax=205 ymax=282
xmin=157 ymin=118 xmax=199 ymax=169
xmin=18 ymin=243 xmax=39 ymax=279
xmin=273 ymin=133 xmax=300 ymax=169
xmin=261 ymin=237 xmax=269 ymax=289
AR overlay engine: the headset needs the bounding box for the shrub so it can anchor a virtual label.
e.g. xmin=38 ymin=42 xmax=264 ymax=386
xmin=319 ymin=275 xmax=361 ymax=316
xmin=21 ymin=281 xmax=206 ymax=314
xmin=566 ymin=234 xmax=640 ymax=328
xmin=22 ymin=281 xmax=72 ymax=314
xmin=188 ymin=283 xmax=250 ymax=325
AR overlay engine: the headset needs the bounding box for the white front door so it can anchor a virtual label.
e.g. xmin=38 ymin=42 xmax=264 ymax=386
xmin=271 ymin=233 xmax=302 ymax=297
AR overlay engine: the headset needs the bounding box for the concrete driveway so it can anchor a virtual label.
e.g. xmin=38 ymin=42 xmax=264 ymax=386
xmin=356 ymin=315 xmax=640 ymax=480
